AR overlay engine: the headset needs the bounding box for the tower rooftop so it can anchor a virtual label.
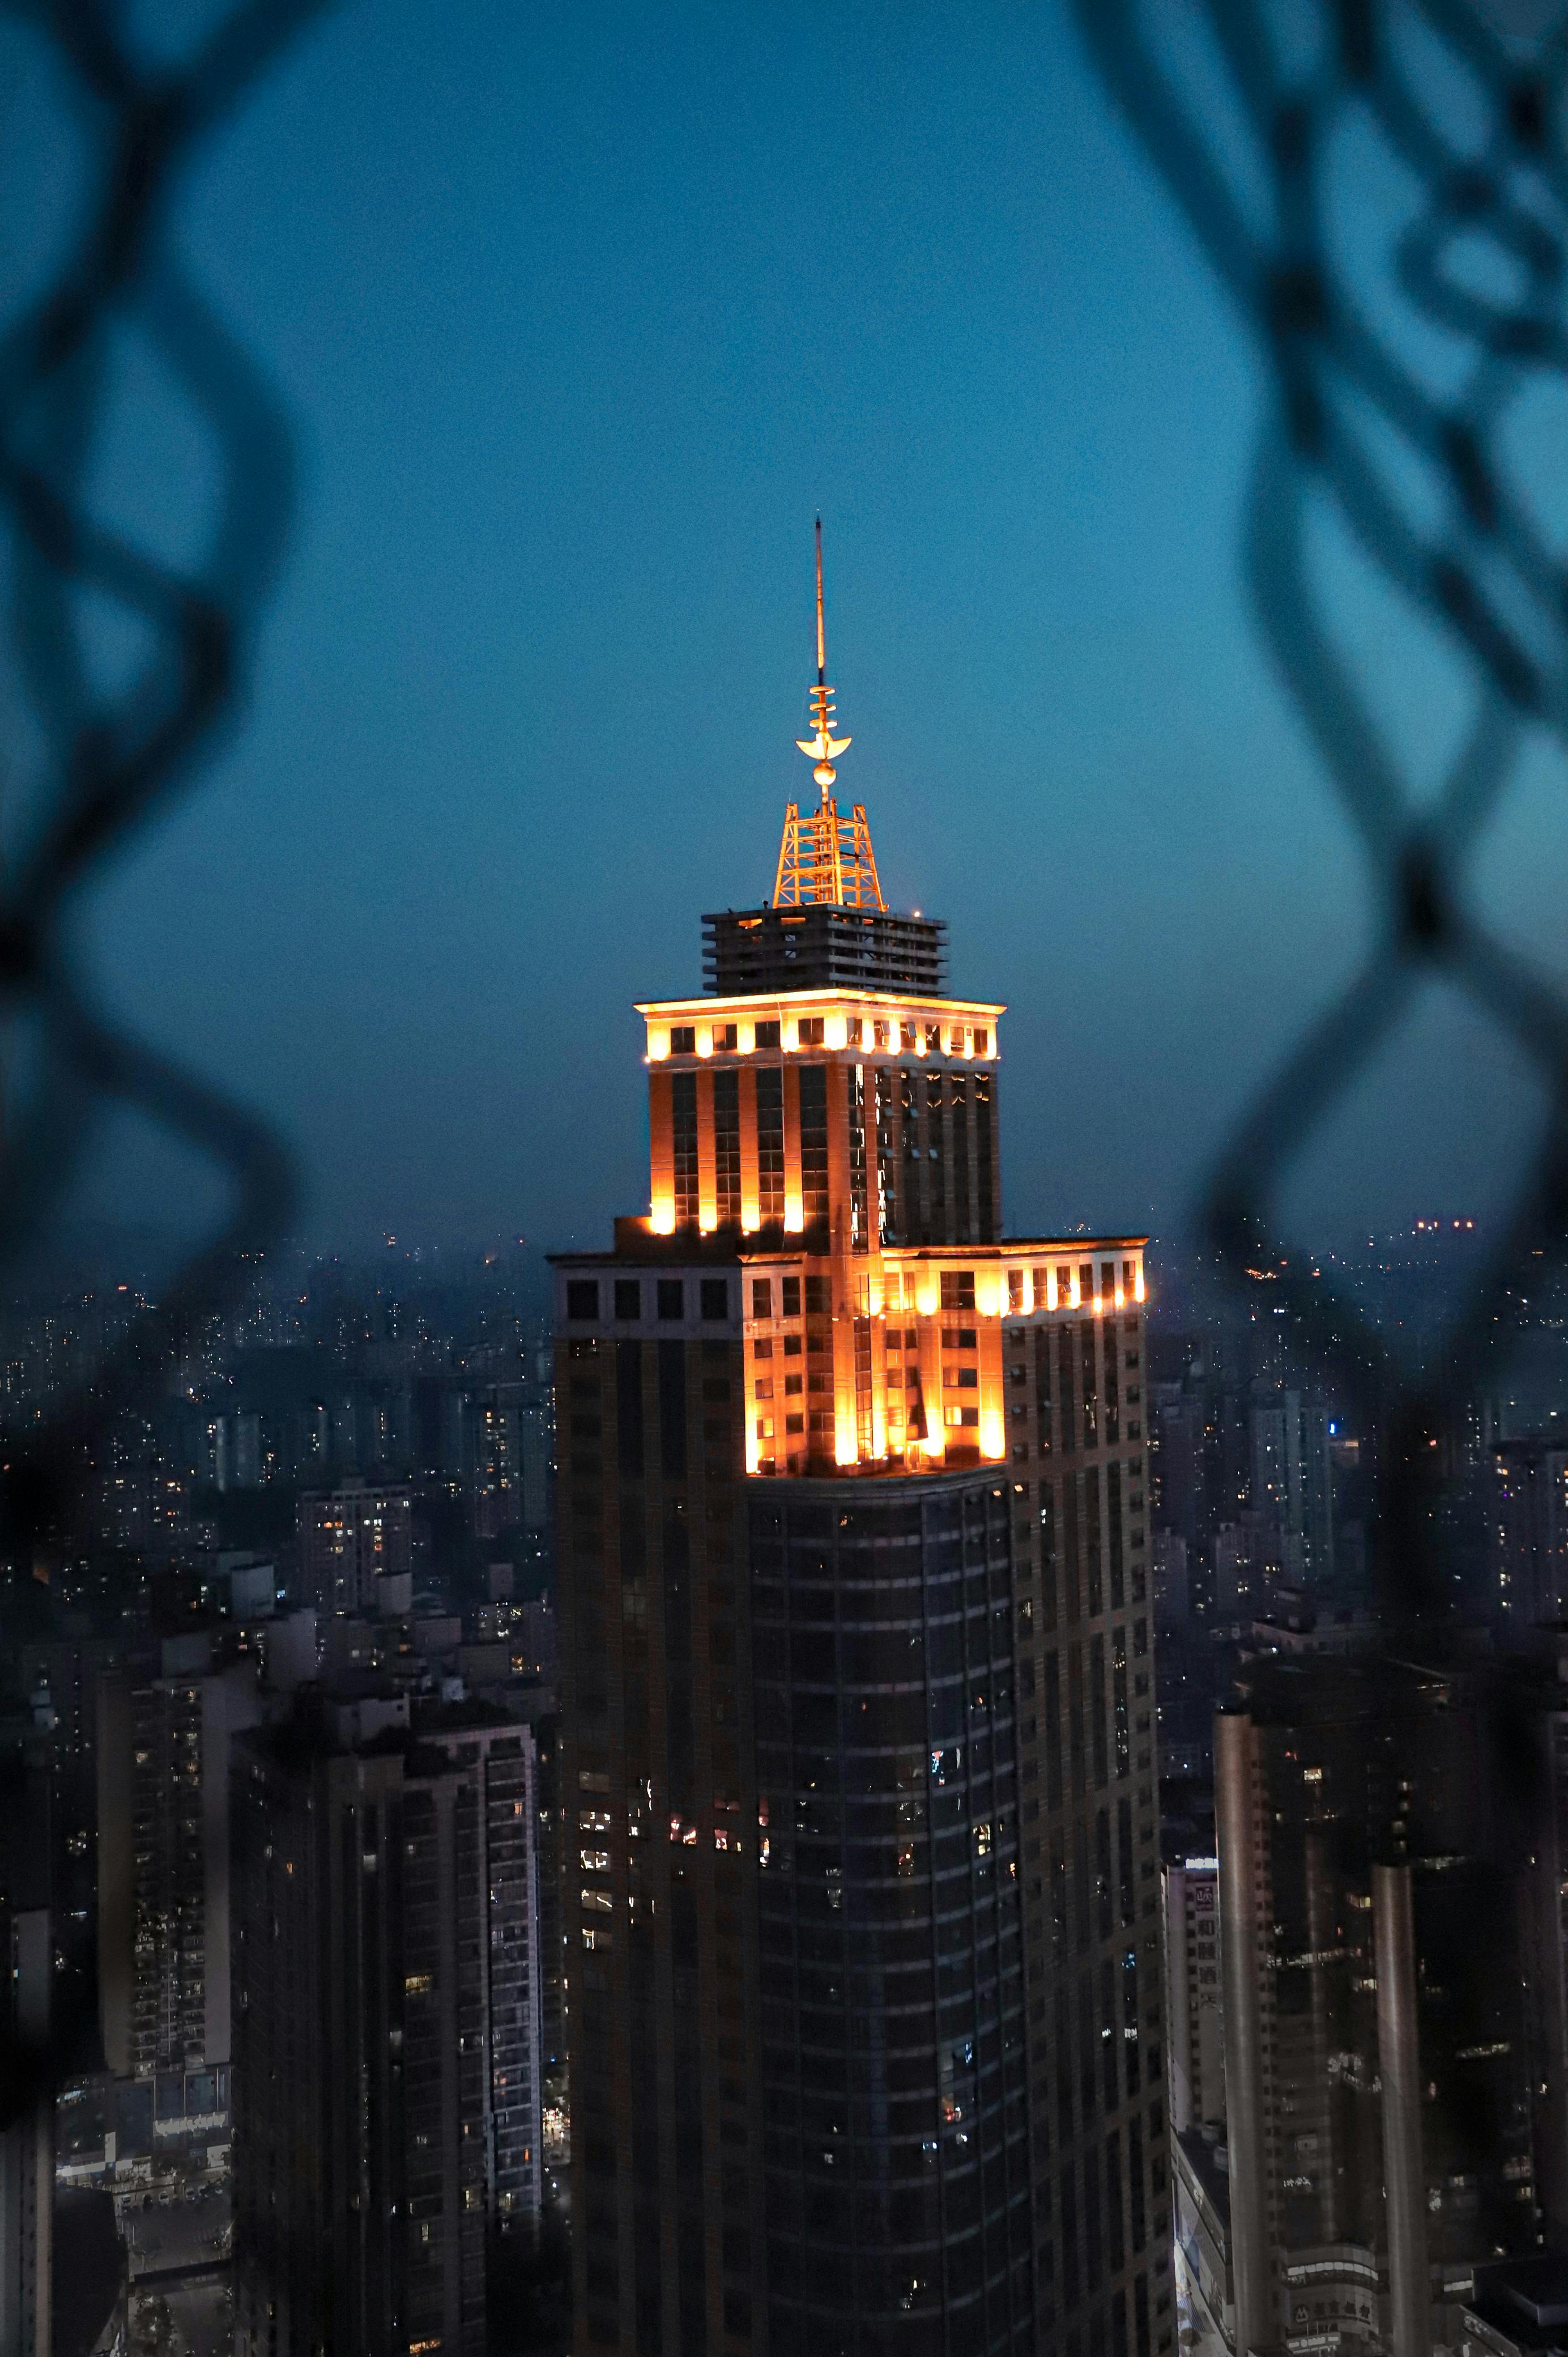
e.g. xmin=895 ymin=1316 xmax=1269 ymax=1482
xmin=701 ymin=903 xmax=947 ymax=995
xmin=713 ymin=522 xmax=943 ymax=995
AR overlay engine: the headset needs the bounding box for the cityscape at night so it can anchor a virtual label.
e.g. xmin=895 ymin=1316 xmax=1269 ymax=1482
xmin=5 ymin=4 xmax=1568 ymax=2357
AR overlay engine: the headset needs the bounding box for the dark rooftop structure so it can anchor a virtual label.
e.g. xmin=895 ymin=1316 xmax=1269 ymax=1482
xmin=702 ymin=902 xmax=947 ymax=996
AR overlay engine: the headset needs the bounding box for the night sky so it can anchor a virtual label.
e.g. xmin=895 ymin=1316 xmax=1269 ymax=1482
xmin=10 ymin=2 xmax=1568 ymax=1261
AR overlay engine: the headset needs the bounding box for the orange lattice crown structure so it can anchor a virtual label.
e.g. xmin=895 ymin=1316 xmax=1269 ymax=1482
xmin=773 ymin=798 xmax=885 ymax=910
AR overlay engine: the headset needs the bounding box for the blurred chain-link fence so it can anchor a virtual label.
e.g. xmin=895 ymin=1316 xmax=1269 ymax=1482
xmin=0 ymin=0 xmax=321 ymax=2134
xmin=1075 ymin=0 xmax=1568 ymax=1628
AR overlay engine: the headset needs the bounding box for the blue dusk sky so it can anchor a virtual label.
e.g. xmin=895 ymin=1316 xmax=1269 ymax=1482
xmin=5 ymin=1 xmax=1566 ymax=1265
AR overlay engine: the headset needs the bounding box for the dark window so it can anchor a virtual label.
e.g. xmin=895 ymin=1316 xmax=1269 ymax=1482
xmin=617 ymin=1342 xmax=644 ymax=1480
xmin=657 ymin=1279 xmax=684 ymax=1321
xmin=756 ymin=1020 xmax=781 ymax=1049
xmin=940 ymin=1270 xmax=977 ymax=1311
xmin=799 ymin=1064 xmax=829 ymax=1227
xmin=804 ymin=1275 xmax=830 ymax=1316
xmin=672 ymin=1071 xmax=699 ymax=1228
xmin=658 ymin=1342 xmax=687 ymax=1478
xmin=751 ymin=1278 xmax=772 ymax=1318
xmin=782 ymin=1277 xmax=801 ymax=1318
xmin=796 ymin=1016 xmax=825 ymax=1045
xmin=567 ymin=1280 xmax=599 ymax=1321
xmin=756 ymin=1065 xmax=785 ymax=1226
xmin=700 ymin=1279 xmax=730 ymax=1322
xmin=974 ymin=1027 xmax=989 ymax=1054
xmin=714 ymin=1023 xmax=738 ymax=1049
xmin=670 ymin=1025 xmax=696 ymax=1053
xmin=613 ymin=1279 xmax=641 ymax=1321
xmin=714 ymin=1067 xmax=741 ymax=1227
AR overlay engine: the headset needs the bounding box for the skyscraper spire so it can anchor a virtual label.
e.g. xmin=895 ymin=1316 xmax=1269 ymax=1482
xmin=795 ymin=517 xmax=851 ymax=794
xmin=775 ymin=520 xmax=883 ymax=911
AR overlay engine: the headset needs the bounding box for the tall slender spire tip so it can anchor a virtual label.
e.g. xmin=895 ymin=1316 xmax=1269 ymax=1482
xmin=796 ymin=518 xmax=850 ymax=796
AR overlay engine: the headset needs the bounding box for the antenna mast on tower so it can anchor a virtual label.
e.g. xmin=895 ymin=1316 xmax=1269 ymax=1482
xmin=774 ymin=522 xmax=884 ymax=910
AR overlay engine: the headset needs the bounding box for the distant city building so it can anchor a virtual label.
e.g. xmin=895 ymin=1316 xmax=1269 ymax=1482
xmin=1153 ymin=1530 xmax=1189 ymax=1626
xmin=1181 ymin=1656 xmax=1540 ymax=2357
xmin=1247 ymin=1390 xmax=1335 ymax=1590
xmin=465 ymin=1382 xmax=553 ymax=1540
xmin=231 ymin=1696 xmax=543 ymax=2357
xmin=1164 ymin=1855 xmax=1222 ymax=2140
xmin=1490 ymin=1442 xmax=1568 ymax=1626
xmin=297 ymin=1479 xmax=415 ymax=1614
xmin=96 ymin=1657 xmax=261 ymax=2085
xmin=468 ymin=1387 xmax=523 ymax=1540
xmin=0 ymin=1729 xmax=52 ymax=2357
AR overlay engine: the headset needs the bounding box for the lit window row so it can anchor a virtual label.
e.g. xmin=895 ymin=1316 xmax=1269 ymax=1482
xmin=742 ymin=1257 xmax=1145 ymax=1322
xmin=646 ymin=1014 xmax=994 ymax=1061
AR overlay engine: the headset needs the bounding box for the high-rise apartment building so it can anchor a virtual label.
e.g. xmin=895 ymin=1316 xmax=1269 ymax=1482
xmin=0 ymin=1727 xmax=53 ymax=2357
xmin=1184 ymin=1656 xmax=1540 ymax=2357
xmin=97 ymin=1653 xmax=261 ymax=2085
xmin=554 ymin=540 xmax=1169 ymax=2357
xmin=1162 ymin=1857 xmax=1221 ymax=2142
xmin=297 ymin=1478 xmax=415 ymax=1614
xmin=230 ymin=1694 xmax=543 ymax=2357
xmin=1489 ymin=1443 xmax=1568 ymax=1627
xmin=467 ymin=1381 xmax=559 ymax=1542
xmin=1247 ymin=1390 xmax=1335 ymax=1591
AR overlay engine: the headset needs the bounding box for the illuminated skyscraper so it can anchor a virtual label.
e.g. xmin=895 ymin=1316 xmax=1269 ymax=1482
xmin=555 ymin=532 xmax=1169 ymax=2357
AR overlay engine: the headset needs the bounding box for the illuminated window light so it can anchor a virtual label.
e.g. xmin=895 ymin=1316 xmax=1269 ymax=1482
xmin=647 ymin=1029 xmax=671 ymax=1061
xmin=825 ymin=1012 xmax=848 ymax=1050
xmin=1134 ymin=1266 xmax=1146 ymax=1304
xmin=696 ymin=1027 xmax=713 ymax=1057
xmin=738 ymin=1022 xmax=755 ymax=1052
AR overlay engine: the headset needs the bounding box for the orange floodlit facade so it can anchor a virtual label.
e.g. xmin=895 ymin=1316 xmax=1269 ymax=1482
xmin=627 ymin=988 xmax=1145 ymax=1477
xmin=561 ymin=517 xmax=1149 ymax=1483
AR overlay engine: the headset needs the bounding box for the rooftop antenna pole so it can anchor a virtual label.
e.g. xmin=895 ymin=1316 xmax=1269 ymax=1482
xmin=777 ymin=521 xmax=884 ymax=912
xmin=796 ymin=517 xmax=850 ymax=799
